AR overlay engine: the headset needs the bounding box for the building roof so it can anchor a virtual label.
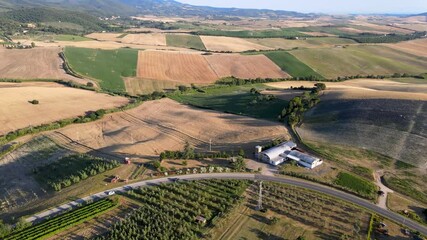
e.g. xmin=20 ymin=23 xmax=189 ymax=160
xmin=287 ymin=150 xmax=320 ymax=164
xmin=261 ymin=141 xmax=297 ymax=160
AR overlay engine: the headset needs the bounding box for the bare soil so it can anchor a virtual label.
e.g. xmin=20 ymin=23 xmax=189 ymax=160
xmin=205 ymin=54 xmax=289 ymax=79
xmin=200 ymin=36 xmax=271 ymax=52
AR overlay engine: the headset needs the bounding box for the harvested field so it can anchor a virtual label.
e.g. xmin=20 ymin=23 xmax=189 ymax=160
xmin=124 ymin=77 xmax=181 ymax=95
xmin=200 ymin=36 xmax=271 ymax=52
xmin=137 ymin=51 xmax=218 ymax=83
xmin=0 ymin=82 xmax=128 ymax=135
xmin=266 ymin=79 xmax=427 ymax=101
xmin=205 ymin=54 xmax=289 ymax=79
xmin=297 ymin=98 xmax=427 ymax=168
xmin=386 ymin=38 xmax=427 ymax=57
xmin=247 ymin=37 xmax=357 ymax=50
xmin=290 ymin=45 xmax=427 ymax=79
xmin=55 ymin=98 xmax=289 ymax=158
xmin=0 ymin=47 xmax=82 ymax=82
xmin=121 ymin=33 xmax=167 ymax=46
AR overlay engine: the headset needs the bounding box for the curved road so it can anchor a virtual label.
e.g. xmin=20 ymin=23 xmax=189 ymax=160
xmin=26 ymin=173 xmax=427 ymax=236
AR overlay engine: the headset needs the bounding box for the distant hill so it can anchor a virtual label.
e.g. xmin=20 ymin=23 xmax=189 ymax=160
xmin=0 ymin=7 xmax=108 ymax=34
xmin=0 ymin=0 xmax=308 ymax=18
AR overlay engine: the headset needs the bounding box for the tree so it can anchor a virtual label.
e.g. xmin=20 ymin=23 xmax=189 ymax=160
xmin=297 ymin=236 xmax=306 ymax=240
xmin=182 ymin=160 xmax=188 ymax=166
xmin=232 ymin=156 xmax=246 ymax=171
xmin=270 ymin=217 xmax=279 ymax=225
xmin=183 ymin=141 xmax=194 ymax=159
xmin=178 ymin=85 xmax=188 ymax=92
xmin=238 ymin=149 xmax=245 ymax=157
xmin=152 ymin=160 xmax=161 ymax=169
xmin=87 ymin=82 xmax=94 ymax=87
xmin=30 ymin=42 xmax=35 ymax=48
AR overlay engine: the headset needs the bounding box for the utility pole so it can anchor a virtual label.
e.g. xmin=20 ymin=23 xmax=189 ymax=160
xmin=257 ymin=181 xmax=263 ymax=211
xmin=209 ymin=139 xmax=212 ymax=152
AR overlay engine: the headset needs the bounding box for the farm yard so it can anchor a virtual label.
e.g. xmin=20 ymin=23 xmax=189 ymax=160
xmin=205 ymin=54 xmax=289 ymax=79
xmin=64 ymin=47 xmax=138 ymax=92
xmin=289 ymin=45 xmax=427 ymax=79
xmin=210 ymin=182 xmax=371 ymax=240
xmin=200 ymin=36 xmax=271 ymax=52
xmin=0 ymin=81 xmax=128 ymax=135
xmin=136 ymin=51 xmax=218 ymax=83
xmin=0 ymin=47 xmax=82 ymax=83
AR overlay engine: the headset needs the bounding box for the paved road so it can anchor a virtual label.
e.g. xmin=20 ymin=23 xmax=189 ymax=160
xmin=26 ymin=173 xmax=427 ymax=236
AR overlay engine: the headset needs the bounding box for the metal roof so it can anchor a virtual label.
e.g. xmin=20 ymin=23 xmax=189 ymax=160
xmin=287 ymin=150 xmax=320 ymax=164
xmin=261 ymin=141 xmax=296 ymax=160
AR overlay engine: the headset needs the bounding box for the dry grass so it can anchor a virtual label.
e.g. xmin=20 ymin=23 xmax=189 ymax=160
xmin=85 ymin=33 xmax=123 ymax=41
xmin=121 ymin=33 xmax=167 ymax=46
xmin=200 ymin=36 xmax=271 ymax=52
xmin=0 ymin=82 xmax=128 ymax=135
xmin=386 ymin=38 xmax=427 ymax=57
xmin=137 ymin=51 xmax=218 ymax=83
xmin=248 ymin=37 xmax=357 ymax=50
xmin=55 ymin=98 xmax=289 ymax=159
xmin=0 ymin=47 xmax=82 ymax=82
xmin=266 ymin=79 xmax=427 ymax=101
xmin=205 ymin=54 xmax=289 ymax=79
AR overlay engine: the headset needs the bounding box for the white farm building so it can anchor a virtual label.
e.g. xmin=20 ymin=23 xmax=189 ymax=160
xmin=256 ymin=141 xmax=323 ymax=169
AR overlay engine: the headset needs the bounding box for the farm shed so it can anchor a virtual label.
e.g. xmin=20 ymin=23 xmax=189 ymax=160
xmin=258 ymin=141 xmax=297 ymax=166
xmin=286 ymin=150 xmax=323 ymax=169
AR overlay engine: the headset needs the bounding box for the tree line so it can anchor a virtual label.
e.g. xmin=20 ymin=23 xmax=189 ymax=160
xmin=281 ymin=83 xmax=326 ymax=126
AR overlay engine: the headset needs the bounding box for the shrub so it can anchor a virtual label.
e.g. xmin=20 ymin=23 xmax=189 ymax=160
xmin=29 ymin=99 xmax=39 ymax=105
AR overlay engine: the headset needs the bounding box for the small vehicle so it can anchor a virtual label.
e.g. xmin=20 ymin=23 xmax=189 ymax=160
xmin=107 ymin=191 xmax=115 ymax=196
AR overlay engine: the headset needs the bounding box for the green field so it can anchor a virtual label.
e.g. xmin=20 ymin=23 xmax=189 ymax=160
xmin=168 ymin=85 xmax=288 ymax=121
xmin=98 ymin=180 xmax=248 ymax=239
xmin=197 ymin=28 xmax=308 ymax=38
xmin=263 ymin=51 xmax=324 ymax=79
xmin=166 ymin=34 xmax=206 ymax=50
xmin=335 ymin=172 xmax=378 ymax=199
xmin=64 ymin=47 xmax=138 ymax=92
xmin=5 ymin=199 xmax=117 ymax=240
xmin=34 ymin=154 xmax=120 ymax=191
xmin=248 ymin=37 xmax=357 ymax=50
xmin=290 ymin=45 xmax=427 ymax=78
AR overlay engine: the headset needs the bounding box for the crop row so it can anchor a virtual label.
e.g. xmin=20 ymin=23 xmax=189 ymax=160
xmin=95 ymin=180 xmax=248 ymax=240
xmin=5 ymin=199 xmax=117 ymax=240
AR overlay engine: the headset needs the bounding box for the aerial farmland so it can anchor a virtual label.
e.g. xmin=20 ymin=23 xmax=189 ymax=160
xmin=0 ymin=1 xmax=426 ymax=239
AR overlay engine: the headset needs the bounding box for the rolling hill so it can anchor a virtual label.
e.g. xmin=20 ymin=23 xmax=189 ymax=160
xmin=0 ymin=0 xmax=309 ymax=17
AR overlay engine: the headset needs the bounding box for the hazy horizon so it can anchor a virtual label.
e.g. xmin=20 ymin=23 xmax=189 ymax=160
xmin=177 ymin=0 xmax=427 ymax=14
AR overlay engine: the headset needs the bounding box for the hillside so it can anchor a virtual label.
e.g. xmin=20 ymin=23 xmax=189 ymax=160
xmin=0 ymin=0 xmax=308 ymax=17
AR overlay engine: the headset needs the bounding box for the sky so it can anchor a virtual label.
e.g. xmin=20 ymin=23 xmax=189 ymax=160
xmin=177 ymin=0 xmax=427 ymax=14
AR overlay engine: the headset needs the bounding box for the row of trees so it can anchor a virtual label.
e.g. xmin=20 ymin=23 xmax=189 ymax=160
xmin=95 ymin=180 xmax=248 ymax=240
xmin=341 ymin=31 xmax=427 ymax=43
xmin=281 ymin=83 xmax=325 ymax=126
xmin=33 ymin=154 xmax=119 ymax=191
